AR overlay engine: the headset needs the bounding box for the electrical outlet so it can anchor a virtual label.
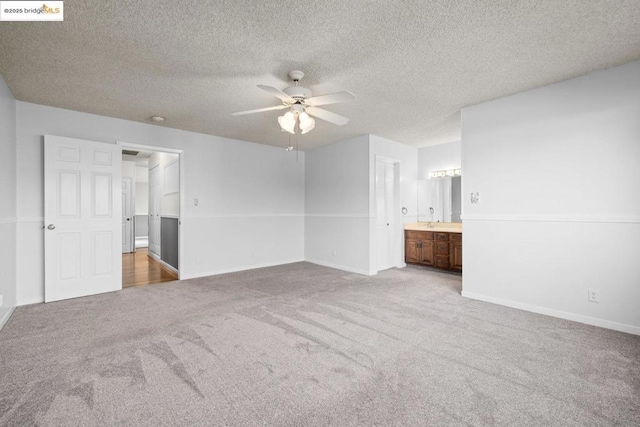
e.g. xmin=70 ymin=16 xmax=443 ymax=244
xmin=0 ymin=293 xmax=3 ymax=307
xmin=194 ymin=198 xmax=199 ymax=206
xmin=471 ymin=192 xmax=480 ymax=204
xmin=332 ymin=249 xmax=337 ymax=256
xmin=588 ymin=288 xmax=600 ymax=303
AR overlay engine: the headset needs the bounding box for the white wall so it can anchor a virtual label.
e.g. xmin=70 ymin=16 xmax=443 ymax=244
xmin=417 ymin=140 xmax=461 ymax=180
xmin=369 ymin=135 xmax=419 ymax=270
xmin=122 ymin=160 xmax=136 ymax=179
xmin=135 ymin=166 xmax=148 ymax=215
xmin=305 ymin=135 xmax=371 ymax=274
xmin=149 ymin=152 xmax=180 ymax=217
xmin=0 ymin=75 xmax=17 ymax=328
xmin=461 ymin=60 xmax=640 ymax=335
xmin=304 ymin=134 xmax=419 ymax=275
xmin=15 ymin=102 xmax=305 ymax=304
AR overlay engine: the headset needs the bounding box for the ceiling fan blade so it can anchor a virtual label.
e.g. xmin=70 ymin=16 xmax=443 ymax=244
xmin=231 ymin=104 xmax=288 ymax=116
xmin=305 ymin=106 xmax=349 ymax=126
xmin=257 ymin=85 xmax=294 ymax=102
xmin=305 ymin=91 xmax=356 ymax=107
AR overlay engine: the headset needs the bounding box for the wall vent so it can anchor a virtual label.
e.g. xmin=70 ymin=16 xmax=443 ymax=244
xmin=122 ymin=150 xmax=139 ymax=156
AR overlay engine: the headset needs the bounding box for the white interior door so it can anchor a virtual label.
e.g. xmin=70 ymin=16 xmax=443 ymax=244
xmin=44 ymin=135 xmax=122 ymax=302
xmin=148 ymin=165 xmax=161 ymax=257
xmin=375 ymin=158 xmax=398 ymax=272
xmin=122 ymin=176 xmax=133 ymax=253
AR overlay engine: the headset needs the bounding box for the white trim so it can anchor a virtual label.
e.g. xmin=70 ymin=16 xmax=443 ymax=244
xmin=0 ymin=306 xmax=16 ymax=331
xmin=115 ymin=141 xmax=183 ymax=154
xmin=461 ymin=290 xmax=640 ymax=336
xmin=305 ymin=258 xmax=374 ymax=276
xmin=0 ymin=217 xmax=17 ymax=225
xmin=148 ymin=251 xmax=179 ymax=275
xmin=461 ymin=214 xmax=640 ymax=224
xmin=183 ymin=213 xmax=305 ymax=220
xmin=179 ymin=258 xmax=305 ymax=280
xmin=305 ymin=213 xmax=372 ymax=218
xmin=17 ymin=297 xmax=44 ymax=306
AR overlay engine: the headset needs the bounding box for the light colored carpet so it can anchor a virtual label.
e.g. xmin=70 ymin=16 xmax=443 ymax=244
xmin=0 ymin=262 xmax=638 ymax=426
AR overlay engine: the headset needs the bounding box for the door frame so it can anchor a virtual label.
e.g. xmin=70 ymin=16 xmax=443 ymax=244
xmin=374 ymin=155 xmax=402 ymax=273
xmin=117 ymin=141 xmax=184 ymax=278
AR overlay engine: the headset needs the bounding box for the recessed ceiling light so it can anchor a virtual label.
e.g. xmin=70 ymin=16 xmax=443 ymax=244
xmin=151 ymin=116 xmax=165 ymax=123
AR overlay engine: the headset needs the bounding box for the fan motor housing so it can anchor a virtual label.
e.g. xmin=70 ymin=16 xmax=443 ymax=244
xmin=283 ymin=86 xmax=312 ymax=100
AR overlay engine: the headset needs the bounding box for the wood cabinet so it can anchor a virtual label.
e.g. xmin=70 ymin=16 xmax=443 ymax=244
xmin=405 ymin=231 xmax=434 ymax=266
xmin=450 ymin=233 xmax=462 ymax=272
xmin=405 ymin=230 xmax=462 ymax=272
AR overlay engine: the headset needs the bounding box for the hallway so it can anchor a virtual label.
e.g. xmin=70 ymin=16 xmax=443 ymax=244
xmin=122 ymin=248 xmax=178 ymax=288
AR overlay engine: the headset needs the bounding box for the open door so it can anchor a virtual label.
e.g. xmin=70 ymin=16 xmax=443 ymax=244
xmin=44 ymin=135 xmax=122 ymax=302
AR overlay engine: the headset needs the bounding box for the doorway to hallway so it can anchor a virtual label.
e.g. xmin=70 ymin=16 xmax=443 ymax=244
xmin=122 ymin=248 xmax=177 ymax=287
xmin=121 ymin=143 xmax=182 ymax=288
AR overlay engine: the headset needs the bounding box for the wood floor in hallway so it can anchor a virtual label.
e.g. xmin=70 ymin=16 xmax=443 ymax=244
xmin=122 ymin=248 xmax=178 ymax=288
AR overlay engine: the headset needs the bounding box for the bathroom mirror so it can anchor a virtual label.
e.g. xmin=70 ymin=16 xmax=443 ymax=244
xmin=417 ymin=176 xmax=462 ymax=223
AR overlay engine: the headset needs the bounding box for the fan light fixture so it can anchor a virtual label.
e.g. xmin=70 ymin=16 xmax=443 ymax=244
xmin=278 ymin=111 xmax=296 ymax=134
xmin=233 ymin=70 xmax=355 ymax=138
xmin=278 ymin=108 xmax=316 ymax=135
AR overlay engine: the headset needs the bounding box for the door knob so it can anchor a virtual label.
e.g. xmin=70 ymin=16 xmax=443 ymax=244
xmin=47 ymin=224 xmax=56 ymax=230
xmin=127 ymin=218 xmax=131 ymax=221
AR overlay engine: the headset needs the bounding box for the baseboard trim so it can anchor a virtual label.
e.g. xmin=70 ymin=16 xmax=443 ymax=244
xmin=305 ymin=258 xmax=374 ymax=276
xmin=0 ymin=305 xmax=16 ymax=331
xmin=147 ymin=251 xmax=179 ymax=275
xmin=461 ymin=290 xmax=640 ymax=336
xmin=179 ymin=259 xmax=306 ymax=281
xmin=305 ymin=214 xmax=372 ymax=218
xmin=17 ymin=297 xmax=44 ymax=306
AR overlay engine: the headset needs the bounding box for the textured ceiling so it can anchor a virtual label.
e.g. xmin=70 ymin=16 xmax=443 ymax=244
xmin=1 ymin=1 xmax=639 ymax=150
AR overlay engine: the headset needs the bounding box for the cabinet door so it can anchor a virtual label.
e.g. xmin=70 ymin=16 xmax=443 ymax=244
xmin=419 ymin=240 xmax=434 ymax=266
xmin=450 ymin=242 xmax=463 ymax=271
xmin=435 ymin=255 xmax=450 ymax=269
xmin=405 ymin=239 xmax=419 ymax=263
xmin=435 ymin=241 xmax=449 ymax=256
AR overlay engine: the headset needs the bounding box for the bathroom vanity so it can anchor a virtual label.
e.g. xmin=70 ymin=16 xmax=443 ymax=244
xmin=404 ymin=223 xmax=462 ymax=272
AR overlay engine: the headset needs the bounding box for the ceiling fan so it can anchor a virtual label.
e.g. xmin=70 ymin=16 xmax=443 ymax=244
xmin=232 ymin=70 xmax=355 ymax=134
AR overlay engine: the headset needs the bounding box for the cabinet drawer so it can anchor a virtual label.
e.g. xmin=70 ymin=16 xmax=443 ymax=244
xmin=435 ymin=255 xmax=450 ymax=269
xmin=435 ymin=233 xmax=450 ymax=241
xmin=435 ymin=241 xmax=449 ymax=255
xmin=405 ymin=230 xmax=433 ymax=241
xmin=450 ymin=233 xmax=462 ymax=243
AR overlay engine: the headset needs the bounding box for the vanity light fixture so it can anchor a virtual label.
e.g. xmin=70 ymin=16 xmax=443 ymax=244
xmin=430 ymin=168 xmax=462 ymax=179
